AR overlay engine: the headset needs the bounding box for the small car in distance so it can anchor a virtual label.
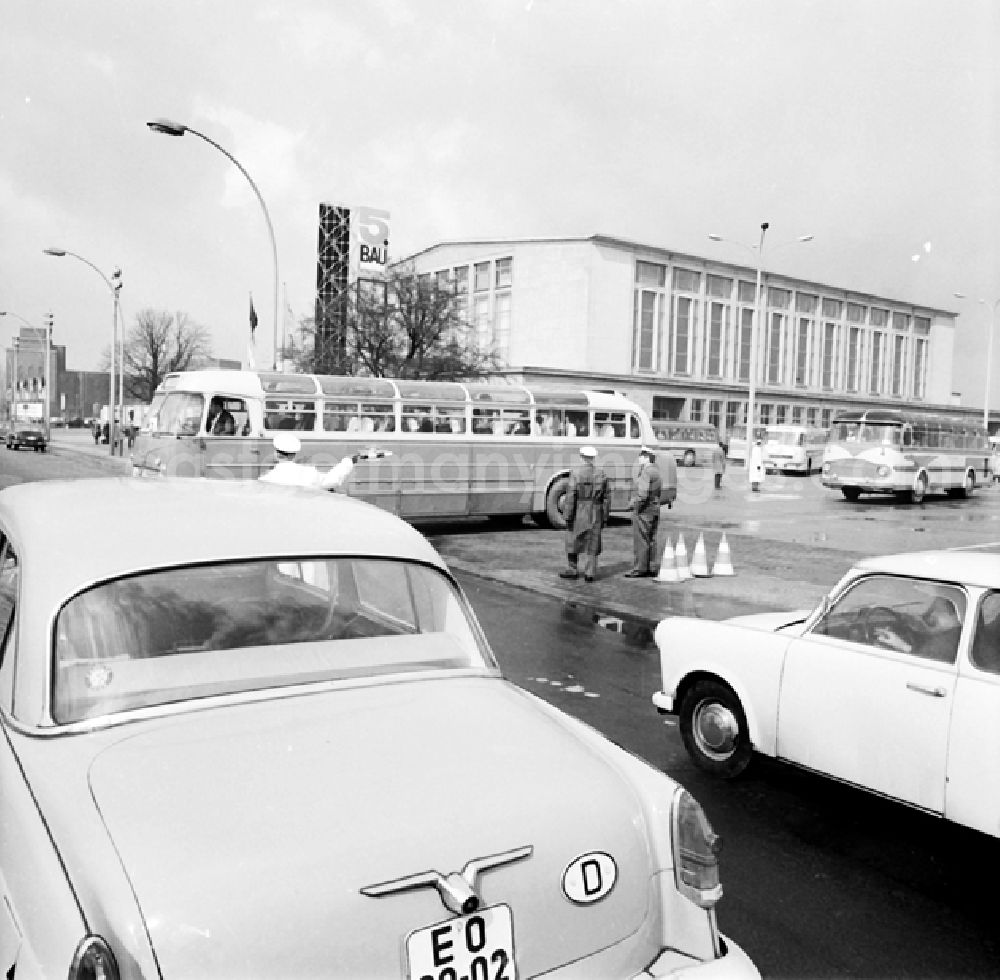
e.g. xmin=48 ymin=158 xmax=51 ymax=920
xmin=5 ymin=426 xmax=46 ymax=451
xmin=652 ymin=548 xmax=1000 ymax=839
xmin=0 ymin=478 xmax=758 ymax=979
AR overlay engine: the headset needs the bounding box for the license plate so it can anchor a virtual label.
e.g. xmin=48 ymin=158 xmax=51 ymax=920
xmin=406 ymin=904 xmax=516 ymax=980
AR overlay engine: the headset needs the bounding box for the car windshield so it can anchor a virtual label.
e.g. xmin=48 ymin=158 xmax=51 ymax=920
xmin=52 ymin=557 xmax=492 ymax=723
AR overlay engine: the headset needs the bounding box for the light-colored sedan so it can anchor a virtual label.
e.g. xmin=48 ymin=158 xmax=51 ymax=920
xmin=0 ymin=477 xmax=757 ymax=979
xmin=652 ymin=549 xmax=1000 ymax=838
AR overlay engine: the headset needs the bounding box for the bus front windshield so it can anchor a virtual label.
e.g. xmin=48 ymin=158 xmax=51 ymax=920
xmin=862 ymin=423 xmax=903 ymax=445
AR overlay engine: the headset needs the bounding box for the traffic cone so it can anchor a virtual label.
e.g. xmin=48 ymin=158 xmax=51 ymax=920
xmin=712 ymin=533 xmax=735 ymax=576
xmin=656 ymin=535 xmax=679 ymax=583
xmin=674 ymin=534 xmax=692 ymax=580
xmin=690 ymin=533 xmax=710 ymax=577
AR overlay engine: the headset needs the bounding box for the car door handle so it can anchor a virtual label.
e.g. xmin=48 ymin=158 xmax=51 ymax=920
xmin=906 ymin=681 xmax=947 ymax=698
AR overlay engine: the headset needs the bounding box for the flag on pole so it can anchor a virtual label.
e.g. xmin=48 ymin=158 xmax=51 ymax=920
xmin=247 ymin=293 xmax=258 ymax=370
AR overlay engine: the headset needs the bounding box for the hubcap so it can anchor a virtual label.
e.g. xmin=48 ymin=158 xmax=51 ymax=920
xmin=693 ymin=699 xmax=739 ymax=760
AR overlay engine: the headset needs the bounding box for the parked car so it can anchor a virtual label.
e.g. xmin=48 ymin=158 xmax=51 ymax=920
xmin=0 ymin=478 xmax=757 ymax=979
xmin=5 ymin=426 xmax=46 ymax=451
xmin=652 ymin=548 xmax=1000 ymax=838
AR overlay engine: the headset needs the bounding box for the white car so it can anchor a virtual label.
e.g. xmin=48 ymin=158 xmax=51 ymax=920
xmin=0 ymin=477 xmax=758 ymax=979
xmin=653 ymin=548 xmax=1000 ymax=839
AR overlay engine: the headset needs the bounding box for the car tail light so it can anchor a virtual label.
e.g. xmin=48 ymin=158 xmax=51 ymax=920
xmin=671 ymin=788 xmax=723 ymax=910
xmin=69 ymin=936 xmax=120 ymax=980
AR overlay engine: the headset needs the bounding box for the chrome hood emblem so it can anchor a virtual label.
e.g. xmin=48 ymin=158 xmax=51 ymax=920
xmin=361 ymin=845 xmax=533 ymax=915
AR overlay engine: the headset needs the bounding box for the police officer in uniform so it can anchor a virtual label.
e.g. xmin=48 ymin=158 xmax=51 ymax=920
xmin=559 ymin=446 xmax=610 ymax=583
xmin=624 ymin=445 xmax=663 ymax=577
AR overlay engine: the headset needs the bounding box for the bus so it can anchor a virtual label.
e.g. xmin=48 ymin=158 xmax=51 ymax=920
xmin=650 ymin=420 xmax=721 ymax=467
xmin=821 ymin=409 xmax=990 ymax=503
xmin=130 ymin=370 xmax=670 ymax=528
xmin=762 ymin=423 xmax=828 ymax=475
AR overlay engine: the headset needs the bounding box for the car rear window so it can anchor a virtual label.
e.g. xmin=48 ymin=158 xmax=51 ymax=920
xmin=52 ymin=557 xmax=492 ymax=723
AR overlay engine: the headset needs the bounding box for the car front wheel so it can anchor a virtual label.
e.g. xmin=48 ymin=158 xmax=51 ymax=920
xmin=678 ymin=679 xmax=752 ymax=778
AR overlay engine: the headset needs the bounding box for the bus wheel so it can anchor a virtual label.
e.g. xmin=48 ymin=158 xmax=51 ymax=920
xmin=911 ymin=472 xmax=928 ymax=504
xmin=544 ymin=476 xmax=570 ymax=530
xmin=842 ymin=486 xmax=861 ymax=502
xmin=683 ymin=449 xmax=696 ymax=467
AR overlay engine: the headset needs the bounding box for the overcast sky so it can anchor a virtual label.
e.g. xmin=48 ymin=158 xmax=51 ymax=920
xmin=2 ymin=0 xmax=997 ymax=407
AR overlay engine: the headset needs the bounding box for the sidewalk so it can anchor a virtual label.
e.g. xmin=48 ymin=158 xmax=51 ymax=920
xmin=47 ymin=430 xmax=848 ymax=636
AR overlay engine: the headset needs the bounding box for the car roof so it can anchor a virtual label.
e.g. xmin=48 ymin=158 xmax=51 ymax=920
xmin=856 ymin=548 xmax=1000 ymax=589
xmin=0 ymin=477 xmax=447 ymax=610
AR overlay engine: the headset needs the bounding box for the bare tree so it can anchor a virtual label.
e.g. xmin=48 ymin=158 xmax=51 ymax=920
xmin=100 ymin=309 xmax=213 ymax=402
xmin=284 ymin=262 xmax=501 ymax=380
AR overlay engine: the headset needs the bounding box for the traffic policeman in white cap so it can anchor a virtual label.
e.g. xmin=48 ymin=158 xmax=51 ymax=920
xmin=259 ymin=433 xmax=384 ymax=490
xmin=624 ymin=445 xmax=663 ymax=577
xmin=559 ymin=445 xmax=610 ymax=583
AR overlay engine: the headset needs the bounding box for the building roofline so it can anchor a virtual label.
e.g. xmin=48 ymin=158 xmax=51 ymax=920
xmin=403 ymin=233 xmax=958 ymax=318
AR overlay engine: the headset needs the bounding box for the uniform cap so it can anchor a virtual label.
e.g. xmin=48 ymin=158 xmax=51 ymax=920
xmin=639 ymin=445 xmax=656 ymax=456
xmin=273 ymin=432 xmax=302 ymax=455
xmin=579 ymin=445 xmax=598 ymax=458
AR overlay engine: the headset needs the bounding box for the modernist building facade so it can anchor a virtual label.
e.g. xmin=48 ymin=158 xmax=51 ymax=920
xmin=406 ymin=235 xmax=961 ymax=438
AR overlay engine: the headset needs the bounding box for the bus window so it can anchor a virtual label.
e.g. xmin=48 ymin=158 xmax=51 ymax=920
xmin=534 ymin=410 xmax=557 ymax=436
xmin=322 ymin=402 xmax=358 ymax=432
xmin=472 ymin=408 xmax=499 ymax=435
xmin=206 ymin=396 xmax=248 ymax=436
xmin=565 ymin=410 xmax=589 ymax=437
xmin=362 ymin=403 xmax=395 ymax=432
xmin=502 ymin=409 xmax=531 ymax=435
xmin=155 ymin=392 xmax=204 ymax=436
xmin=402 ymin=404 xmax=434 ymax=433
xmin=630 ymin=415 xmax=641 ymax=439
xmin=594 ymin=412 xmax=627 ymax=439
xmin=435 ymin=408 xmax=466 ymax=434
xmin=265 ymin=399 xmax=317 ymax=432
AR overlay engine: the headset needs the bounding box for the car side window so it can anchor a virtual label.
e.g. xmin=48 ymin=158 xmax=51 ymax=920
xmin=810 ymin=574 xmax=965 ymax=664
xmin=0 ymin=539 xmax=17 ymax=659
xmin=970 ymin=591 xmax=1000 ymax=675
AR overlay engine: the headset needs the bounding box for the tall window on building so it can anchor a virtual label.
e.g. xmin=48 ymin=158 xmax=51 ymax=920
xmin=759 ymin=402 xmax=773 ymax=425
xmin=672 ymin=269 xmax=701 ymax=375
xmin=738 ymin=309 xmax=753 ymax=382
xmin=767 ymin=313 xmax=784 ymax=383
xmin=689 ymin=398 xmax=704 ymax=421
xmin=892 ymin=333 xmax=907 ymax=396
xmin=674 ymin=298 xmax=695 ymax=374
xmin=913 ymin=317 xmax=930 ymax=398
xmin=846 ymin=327 xmax=861 ymax=391
xmin=766 ymin=288 xmax=790 ymax=384
xmin=708 ymin=400 xmax=722 ymax=430
xmin=822 ymin=322 xmax=839 ymax=388
xmin=706 ymin=275 xmax=732 ymax=378
xmin=726 ymin=400 xmax=741 ymax=433
xmin=795 ymin=294 xmax=817 ymax=387
xmin=707 ymin=302 xmax=728 ymax=377
xmin=453 ymin=266 xmax=469 ymax=320
xmin=633 ymin=261 xmax=666 ymax=371
xmin=869 ymin=332 xmax=885 ymax=394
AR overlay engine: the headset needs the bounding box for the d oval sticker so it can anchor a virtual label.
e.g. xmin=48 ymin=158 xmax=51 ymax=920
xmin=562 ymin=852 xmax=617 ymax=904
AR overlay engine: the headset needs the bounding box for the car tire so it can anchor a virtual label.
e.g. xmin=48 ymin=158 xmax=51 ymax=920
xmin=678 ymin=679 xmax=753 ymax=778
xmin=841 ymin=486 xmax=860 ymax=502
xmin=911 ymin=472 xmax=928 ymax=505
xmin=543 ymin=475 xmax=570 ymax=530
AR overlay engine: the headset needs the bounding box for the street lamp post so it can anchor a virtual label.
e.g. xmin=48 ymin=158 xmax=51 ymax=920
xmin=708 ymin=225 xmax=813 ymax=485
xmin=147 ymin=117 xmax=280 ymax=370
xmin=954 ymin=293 xmax=1000 ymax=433
xmin=0 ymin=311 xmax=50 ymax=430
xmin=43 ymin=249 xmax=124 ymax=454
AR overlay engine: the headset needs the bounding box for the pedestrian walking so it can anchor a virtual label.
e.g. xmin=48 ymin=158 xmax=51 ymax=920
xmin=559 ymin=446 xmax=609 ymax=582
xmin=624 ymin=445 xmax=663 ymax=577
xmin=259 ymin=433 xmax=388 ymax=490
xmin=712 ymin=441 xmax=726 ymax=489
